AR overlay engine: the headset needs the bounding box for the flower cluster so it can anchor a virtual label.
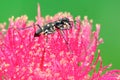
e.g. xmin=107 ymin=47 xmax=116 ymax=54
xmin=0 ymin=4 xmax=120 ymax=80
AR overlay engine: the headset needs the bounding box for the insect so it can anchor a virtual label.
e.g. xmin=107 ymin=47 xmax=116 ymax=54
xmin=34 ymin=17 xmax=72 ymax=37
xmin=19 ymin=17 xmax=73 ymax=53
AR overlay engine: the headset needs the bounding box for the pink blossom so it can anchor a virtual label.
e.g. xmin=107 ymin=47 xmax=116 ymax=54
xmin=0 ymin=4 xmax=120 ymax=80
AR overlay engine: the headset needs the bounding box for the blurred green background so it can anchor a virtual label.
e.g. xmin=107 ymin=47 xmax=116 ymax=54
xmin=0 ymin=0 xmax=120 ymax=70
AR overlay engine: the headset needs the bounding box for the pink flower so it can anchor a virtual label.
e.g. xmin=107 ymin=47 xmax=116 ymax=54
xmin=0 ymin=4 xmax=120 ymax=80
